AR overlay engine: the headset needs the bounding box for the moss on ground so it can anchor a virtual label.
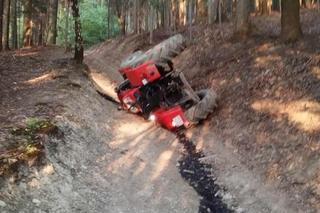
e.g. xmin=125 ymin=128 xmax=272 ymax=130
xmin=0 ymin=118 xmax=58 ymax=176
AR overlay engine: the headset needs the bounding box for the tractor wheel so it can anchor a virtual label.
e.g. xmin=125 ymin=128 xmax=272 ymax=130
xmin=120 ymin=50 xmax=147 ymax=70
xmin=120 ymin=34 xmax=186 ymax=69
xmin=144 ymin=34 xmax=186 ymax=67
xmin=184 ymin=89 xmax=218 ymax=125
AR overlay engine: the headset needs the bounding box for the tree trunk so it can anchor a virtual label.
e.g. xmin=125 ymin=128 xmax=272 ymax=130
xmin=196 ymin=0 xmax=207 ymax=20
xmin=149 ymin=3 xmax=154 ymax=44
xmin=234 ymin=0 xmax=250 ymax=39
xmin=301 ymin=0 xmax=307 ymax=8
xmin=281 ymin=0 xmax=302 ymax=42
xmin=172 ymin=0 xmax=179 ymax=30
xmin=71 ymin=0 xmax=83 ymax=63
xmin=23 ymin=0 xmax=32 ymax=47
xmin=260 ymin=0 xmax=268 ymax=15
xmin=65 ymin=0 xmax=70 ymax=50
xmin=272 ymin=0 xmax=281 ymax=11
xmin=208 ymin=0 xmax=216 ymax=24
xmin=39 ymin=14 xmax=45 ymax=46
xmin=10 ymin=0 xmax=17 ymax=49
xmin=47 ymin=0 xmax=58 ymax=44
xmin=133 ymin=0 xmax=137 ymax=33
xmin=3 ymin=0 xmax=10 ymax=50
xmin=164 ymin=0 xmax=171 ymax=31
xmin=119 ymin=14 xmax=126 ymax=35
xmin=16 ymin=0 xmax=20 ymax=48
xmin=107 ymin=0 xmax=110 ymax=38
xmin=188 ymin=0 xmax=193 ymax=40
xmin=225 ymin=0 xmax=233 ymax=19
xmin=0 ymin=0 xmax=3 ymax=51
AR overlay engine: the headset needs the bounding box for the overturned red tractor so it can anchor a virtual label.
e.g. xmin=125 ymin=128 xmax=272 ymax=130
xmin=116 ymin=34 xmax=218 ymax=130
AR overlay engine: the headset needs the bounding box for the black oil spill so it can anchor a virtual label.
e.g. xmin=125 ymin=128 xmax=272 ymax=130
xmin=177 ymin=132 xmax=233 ymax=213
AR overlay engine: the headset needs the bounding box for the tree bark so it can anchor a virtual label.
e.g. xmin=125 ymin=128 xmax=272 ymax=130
xmin=196 ymin=0 xmax=207 ymax=20
xmin=23 ymin=0 xmax=32 ymax=47
xmin=107 ymin=0 xmax=110 ymax=38
xmin=0 ymin=0 xmax=3 ymax=51
xmin=164 ymin=0 xmax=171 ymax=31
xmin=47 ymin=0 xmax=58 ymax=44
xmin=188 ymin=0 xmax=193 ymax=40
xmin=38 ymin=14 xmax=45 ymax=46
xmin=149 ymin=2 xmax=154 ymax=44
xmin=10 ymin=0 xmax=17 ymax=49
xmin=280 ymin=0 xmax=302 ymax=42
xmin=234 ymin=0 xmax=250 ymax=39
xmin=272 ymin=0 xmax=281 ymax=11
xmin=118 ymin=13 xmax=126 ymax=35
xmin=65 ymin=0 xmax=70 ymax=50
xmin=71 ymin=0 xmax=84 ymax=63
xmin=225 ymin=0 xmax=233 ymax=19
xmin=3 ymin=0 xmax=10 ymax=50
xmin=208 ymin=0 xmax=217 ymax=24
xmin=260 ymin=0 xmax=268 ymax=15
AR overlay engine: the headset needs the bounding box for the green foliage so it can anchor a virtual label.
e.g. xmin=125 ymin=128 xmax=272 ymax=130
xmin=80 ymin=1 xmax=107 ymax=46
xmin=57 ymin=0 xmax=120 ymax=48
xmin=11 ymin=117 xmax=56 ymax=138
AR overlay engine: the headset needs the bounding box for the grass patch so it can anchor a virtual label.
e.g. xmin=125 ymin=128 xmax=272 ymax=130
xmin=12 ymin=117 xmax=57 ymax=136
xmin=0 ymin=118 xmax=58 ymax=176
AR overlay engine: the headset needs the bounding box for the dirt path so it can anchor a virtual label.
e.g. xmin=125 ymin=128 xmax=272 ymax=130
xmin=0 ymin=38 xmax=314 ymax=212
xmin=0 ymin=47 xmax=202 ymax=213
xmin=84 ymin=39 xmax=306 ymax=213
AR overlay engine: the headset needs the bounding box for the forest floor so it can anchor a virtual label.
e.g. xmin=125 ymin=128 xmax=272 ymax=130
xmin=0 ymin=9 xmax=319 ymax=213
xmin=174 ymin=9 xmax=320 ymax=211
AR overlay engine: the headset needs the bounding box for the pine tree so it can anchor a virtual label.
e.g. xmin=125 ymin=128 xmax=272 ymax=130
xmin=3 ymin=0 xmax=10 ymax=50
xmin=234 ymin=0 xmax=250 ymax=39
xmin=47 ymin=0 xmax=58 ymax=44
xmin=281 ymin=0 xmax=302 ymax=42
xmin=10 ymin=0 xmax=17 ymax=49
xmin=23 ymin=0 xmax=32 ymax=47
xmin=71 ymin=0 xmax=84 ymax=63
xmin=0 ymin=0 xmax=3 ymax=51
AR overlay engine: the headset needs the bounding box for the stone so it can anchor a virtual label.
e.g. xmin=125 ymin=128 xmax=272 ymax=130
xmin=32 ymin=199 xmax=41 ymax=206
xmin=0 ymin=200 xmax=6 ymax=207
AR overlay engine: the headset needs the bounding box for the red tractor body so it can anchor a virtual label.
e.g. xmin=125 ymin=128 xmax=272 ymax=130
xmin=119 ymin=61 xmax=161 ymax=87
xmin=116 ymin=34 xmax=217 ymax=130
xmin=117 ymin=61 xmax=190 ymax=130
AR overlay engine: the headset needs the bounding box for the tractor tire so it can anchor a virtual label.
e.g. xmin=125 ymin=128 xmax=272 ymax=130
xmin=120 ymin=51 xmax=147 ymax=70
xmin=184 ymin=89 xmax=218 ymax=125
xmin=120 ymin=34 xmax=186 ymax=69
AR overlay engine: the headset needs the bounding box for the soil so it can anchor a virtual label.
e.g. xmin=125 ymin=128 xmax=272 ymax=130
xmin=0 ymin=47 xmax=200 ymax=213
xmin=0 ymin=9 xmax=319 ymax=213
xmin=175 ymin=9 xmax=320 ymax=211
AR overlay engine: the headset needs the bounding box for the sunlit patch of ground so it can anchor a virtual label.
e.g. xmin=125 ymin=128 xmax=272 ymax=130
xmin=252 ymin=99 xmax=320 ymax=132
xmin=151 ymin=149 xmax=175 ymax=181
xmin=311 ymin=66 xmax=320 ymax=79
xmin=23 ymin=70 xmax=65 ymax=85
xmin=254 ymin=55 xmax=282 ymax=68
xmin=89 ymin=72 xmax=119 ymax=101
xmin=24 ymin=71 xmax=57 ymax=85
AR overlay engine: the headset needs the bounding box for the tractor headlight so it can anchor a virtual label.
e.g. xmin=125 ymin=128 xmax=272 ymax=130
xmin=148 ymin=114 xmax=156 ymax=121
